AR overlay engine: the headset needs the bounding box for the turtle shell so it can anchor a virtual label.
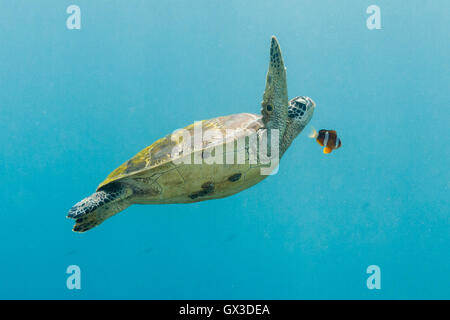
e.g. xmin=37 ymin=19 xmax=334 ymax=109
xmin=96 ymin=113 xmax=264 ymax=191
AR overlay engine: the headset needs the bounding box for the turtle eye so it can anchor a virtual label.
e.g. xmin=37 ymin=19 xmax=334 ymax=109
xmin=266 ymin=104 xmax=273 ymax=112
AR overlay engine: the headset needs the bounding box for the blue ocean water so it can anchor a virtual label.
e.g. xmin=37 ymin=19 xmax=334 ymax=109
xmin=0 ymin=0 xmax=448 ymax=299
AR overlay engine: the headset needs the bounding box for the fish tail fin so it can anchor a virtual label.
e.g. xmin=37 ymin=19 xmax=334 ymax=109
xmin=308 ymin=126 xmax=318 ymax=139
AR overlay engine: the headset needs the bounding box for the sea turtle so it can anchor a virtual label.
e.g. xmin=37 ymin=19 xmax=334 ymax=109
xmin=67 ymin=36 xmax=316 ymax=232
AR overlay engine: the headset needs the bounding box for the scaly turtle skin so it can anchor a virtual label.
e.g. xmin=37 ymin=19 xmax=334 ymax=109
xmin=67 ymin=36 xmax=316 ymax=232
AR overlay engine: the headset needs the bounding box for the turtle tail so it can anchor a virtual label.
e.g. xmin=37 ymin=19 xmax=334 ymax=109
xmin=67 ymin=183 xmax=132 ymax=233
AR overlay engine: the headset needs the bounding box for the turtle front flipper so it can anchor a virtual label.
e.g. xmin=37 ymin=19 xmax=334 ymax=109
xmin=67 ymin=182 xmax=132 ymax=233
xmin=261 ymin=36 xmax=289 ymax=138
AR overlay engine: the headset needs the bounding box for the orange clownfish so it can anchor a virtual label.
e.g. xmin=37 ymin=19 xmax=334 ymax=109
xmin=309 ymin=128 xmax=342 ymax=154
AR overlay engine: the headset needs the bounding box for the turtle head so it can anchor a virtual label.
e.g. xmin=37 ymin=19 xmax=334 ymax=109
xmin=279 ymin=96 xmax=316 ymax=155
xmin=287 ymin=96 xmax=315 ymax=128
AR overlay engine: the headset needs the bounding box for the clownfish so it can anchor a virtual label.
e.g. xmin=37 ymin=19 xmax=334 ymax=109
xmin=309 ymin=128 xmax=342 ymax=154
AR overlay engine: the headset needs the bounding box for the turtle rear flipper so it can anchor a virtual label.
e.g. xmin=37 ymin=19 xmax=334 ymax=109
xmin=67 ymin=183 xmax=132 ymax=232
